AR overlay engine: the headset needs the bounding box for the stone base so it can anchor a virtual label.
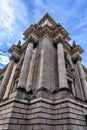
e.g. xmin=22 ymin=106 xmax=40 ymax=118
xmin=9 ymin=88 xmax=31 ymax=100
xmin=53 ymin=88 xmax=75 ymax=100
xmin=32 ymin=87 xmax=53 ymax=100
xmin=0 ymin=96 xmax=87 ymax=130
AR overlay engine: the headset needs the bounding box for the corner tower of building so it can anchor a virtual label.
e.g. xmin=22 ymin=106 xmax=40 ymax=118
xmin=0 ymin=14 xmax=87 ymax=130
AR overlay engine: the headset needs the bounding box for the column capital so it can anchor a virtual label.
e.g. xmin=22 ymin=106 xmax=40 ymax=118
xmin=53 ymin=36 xmax=65 ymax=47
xmin=9 ymin=55 xmax=19 ymax=63
xmin=28 ymin=36 xmax=38 ymax=48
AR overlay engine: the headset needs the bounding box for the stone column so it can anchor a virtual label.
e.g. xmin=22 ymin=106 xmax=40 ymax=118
xmin=38 ymin=37 xmax=50 ymax=91
xmin=38 ymin=47 xmax=44 ymax=89
xmin=0 ymin=56 xmax=15 ymax=100
xmin=57 ymin=42 xmax=68 ymax=89
xmin=17 ymin=37 xmax=37 ymax=91
xmin=3 ymin=64 xmax=17 ymax=99
xmin=76 ymin=56 xmax=87 ymax=100
xmin=26 ymin=48 xmax=37 ymax=92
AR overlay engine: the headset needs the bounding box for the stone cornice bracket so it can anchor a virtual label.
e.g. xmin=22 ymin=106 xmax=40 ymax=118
xmin=28 ymin=36 xmax=39 ymax=48
xmin=72 ymin=55 xmax=82 ymax=63
xmin=23 ymin=25 xmax=39 ymax=41
xmin=38 ymin=25 xmax=54 ymax=39
xmin=9 ymin=55 xmax=19 ymax=63
xmin=71 ymin=42 xmax=84 ymax=63
xmin=53 ymin=36 xmax=65 ymax=48
xmin=71 ymin=42 xmax=84 ymax=55
xmin=8 ymin=42 xmax=21 ymax=60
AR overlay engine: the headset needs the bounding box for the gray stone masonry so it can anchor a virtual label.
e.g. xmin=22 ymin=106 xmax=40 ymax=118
xmin=0 ymin=14 xmax=87 ymax=130
xmin=0 ymin=58 xmax=15 ymax=100
xmin=0 ymin=97 xmax=87 ymax=130
xmin=17 ymin=42 xmax=33 ymax=90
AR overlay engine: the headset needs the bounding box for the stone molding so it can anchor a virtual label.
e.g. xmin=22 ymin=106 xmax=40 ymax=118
xmin=53 ymin=36 xmax=71 ymax=52
xmin=0 ymin=96 xmax=87 ymax=109
xmin=27 ymin=36 xmax=39 ymax=48
xmin=9 ymin=55 xmax=19 ymax=63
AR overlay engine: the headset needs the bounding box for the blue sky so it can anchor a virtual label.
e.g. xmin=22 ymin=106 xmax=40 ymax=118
xmin=0 ymin=0 xmax=87 ymax=68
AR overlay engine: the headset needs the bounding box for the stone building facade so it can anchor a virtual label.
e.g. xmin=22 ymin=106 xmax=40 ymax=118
xmin=0 ymin=14 xmax=87 ymax=130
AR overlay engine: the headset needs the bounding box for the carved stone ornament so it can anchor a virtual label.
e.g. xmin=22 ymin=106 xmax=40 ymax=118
xmin=27 ymin=36 xmax=38 ymax=48
xmin=53 ymin=36 xmax=65 ymax=47
xmin=9 ymin=55 xmax=19 ymax=63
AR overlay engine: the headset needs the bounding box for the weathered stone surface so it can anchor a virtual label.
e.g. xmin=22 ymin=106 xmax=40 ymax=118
xmin=0 ymin=14 xmax=87 ymax=130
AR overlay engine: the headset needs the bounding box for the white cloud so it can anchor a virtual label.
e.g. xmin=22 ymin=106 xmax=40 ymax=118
xmin=0 ymin=54 xmax=9 ymax=65
xmin=0 ymin=0 xmax=30 ymax=66
xmin=0 ymin=51 xmax=9 ymax=65
xmin=0 ymin=0 xmax=29 ymax=47
xmin=0 ymin=0 xmax=87 ymax=67
xmin=0 ymin=51 xmax=4 ymax=55
xmin=75 ymin=17 xmax=87 ymax=30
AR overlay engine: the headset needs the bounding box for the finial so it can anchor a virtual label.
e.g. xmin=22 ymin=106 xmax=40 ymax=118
xmin=72 ymin=40 xmax=76 ymax=47
xmin=17 ymin=40 xmax=21 ymax=47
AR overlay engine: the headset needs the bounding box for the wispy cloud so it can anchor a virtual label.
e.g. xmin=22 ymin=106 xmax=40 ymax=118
xmin=0 ymin=0 xmax=30 ymax=45
xmin=75 ymin=16 xmax=87 ymax=30
xmin=0 ymin=0 xmax=30 ymax=66
xmin=0 ymin=0 xmax=87 ymax=67
xmin=0 ymin=51 xmax=9 ymax=65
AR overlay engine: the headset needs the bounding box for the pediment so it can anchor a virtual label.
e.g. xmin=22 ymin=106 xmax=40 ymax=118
xmin=37 ymin=13 xmax=57 ymax=28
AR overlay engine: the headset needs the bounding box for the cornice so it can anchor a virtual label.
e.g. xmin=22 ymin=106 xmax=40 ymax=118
xmin=71 ymin=45 xmax=84 ymax=61
xmin=23 ymin=14 xmax=70 ymax=41
xmin=23 ymin=25 xmax=39 ymax=41
xmin=38 ymin=25 xmax=54 ymax=38
xmin=37 ymin=13 xmax=57 ymax=28
xmin=53 ymin=25 xmax=71 ymax=40
xmin=8 ymin=44 xmax=21 ymax=55
xmin=21 ymin=36 xmax=39 ymax=52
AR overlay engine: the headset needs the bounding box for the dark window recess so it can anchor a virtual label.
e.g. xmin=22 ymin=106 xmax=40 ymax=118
xmin=68 ymin=80 xmax=72 ymax=93
xmin=85 ymin=115 xmax=87 ymax=125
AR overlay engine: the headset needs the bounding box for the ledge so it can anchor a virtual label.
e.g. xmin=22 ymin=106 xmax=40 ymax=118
xmin=0 ymin=96 xmax=87 ymax=109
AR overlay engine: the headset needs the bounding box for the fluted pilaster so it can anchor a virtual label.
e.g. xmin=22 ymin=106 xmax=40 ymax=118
xmin=76 ymin=56 xmax=87 ymax=100
xmin=57 ymin=42 xmax=68 ymax=89
xmin=53 ymin=37 xmax=68 ymax=90
xmin=0 ymin=56 xmax=16 ymax=100
xmin=26 ymin=48 xmax=37 ymax=92
xmin=17 ymin=37 xmax=38 ymax=91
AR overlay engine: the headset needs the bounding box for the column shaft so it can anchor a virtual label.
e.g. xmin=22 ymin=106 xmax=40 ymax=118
xmin=26 ymin=48 xmax=37 ymax=92
xmin=17 ymin=43 xmax=33 ymax=90
xmin=57 ymin=43 xmax=68 ymax=89
xmin=38 ymin=47 xmax=44 ymax=89
xmin=77 ymin=60 xmax=87 ymax=100
xmin=3 ymin=64 xmax=17 ymax=99
xmin=0 ymin=59 xmax=14 ymax=99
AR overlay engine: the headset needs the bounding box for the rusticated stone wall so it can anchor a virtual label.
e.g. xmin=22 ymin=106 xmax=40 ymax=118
xmin=0 ymin=97 xmax=87 ymax=130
